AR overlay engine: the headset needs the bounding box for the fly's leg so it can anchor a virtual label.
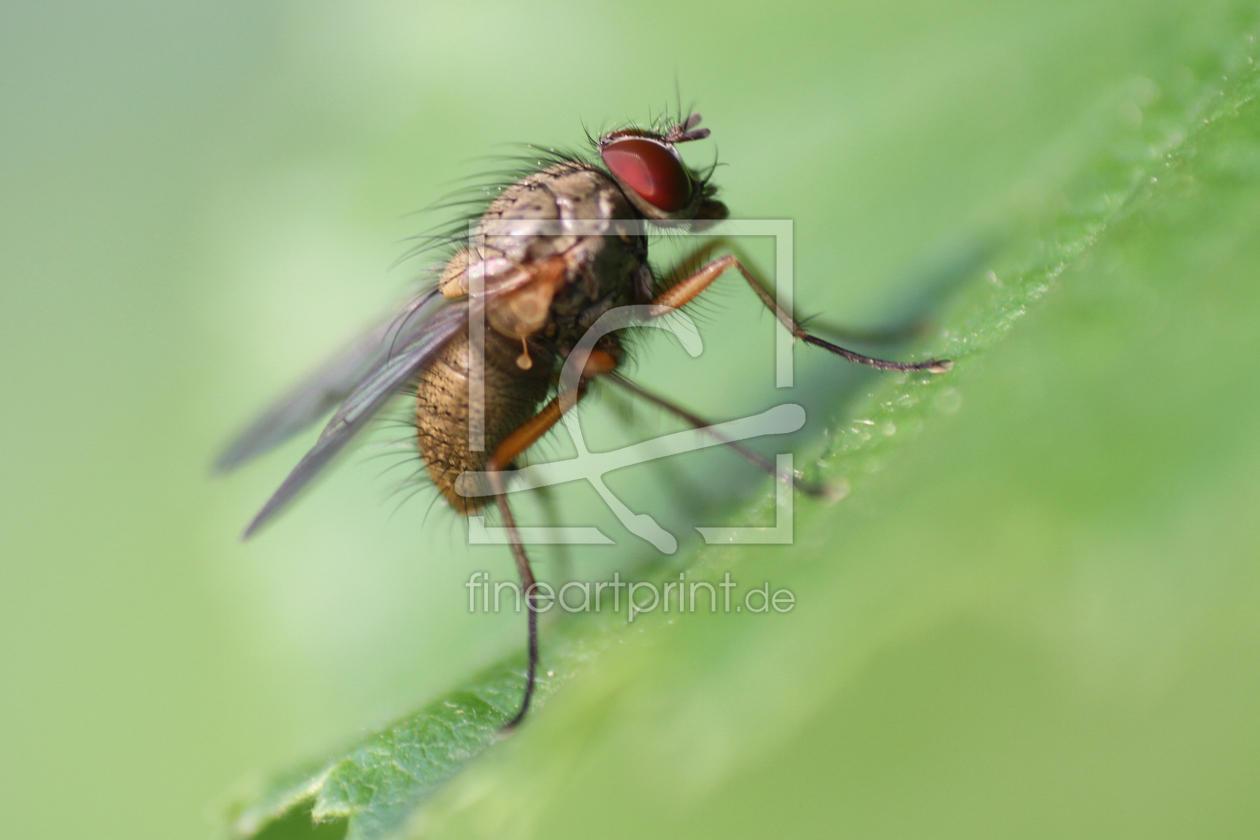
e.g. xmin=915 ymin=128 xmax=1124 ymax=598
xmin=605 ymin=371 xmax=832 ymax=498
xmin=485 ymin=349 xmax=617 ymax=730
xmin=653 ymin=247 xmax=952 ymax=373
xmin=485 ymin=404 xmax=558 ymax=730
xmin=663 ymin=239 xmax=933 ymax=345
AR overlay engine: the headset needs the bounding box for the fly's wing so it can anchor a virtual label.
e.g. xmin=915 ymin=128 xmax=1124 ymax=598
xmin=215 ymin=287 xmax=443 ymax=472
xmin=241 ymin=301 xmax=466 ymax=538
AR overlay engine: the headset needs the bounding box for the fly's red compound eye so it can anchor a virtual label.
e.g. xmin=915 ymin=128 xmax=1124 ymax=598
xmin=599 ymin=136 xmax=693 ymax=213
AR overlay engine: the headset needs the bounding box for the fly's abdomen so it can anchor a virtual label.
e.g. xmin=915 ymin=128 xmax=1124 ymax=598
xmin=415 ymin=329 xmax=553 ymax=514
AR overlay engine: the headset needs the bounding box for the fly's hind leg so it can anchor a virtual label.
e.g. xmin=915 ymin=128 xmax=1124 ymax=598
xmin=484 ymin=349 xmax=617 ymax=730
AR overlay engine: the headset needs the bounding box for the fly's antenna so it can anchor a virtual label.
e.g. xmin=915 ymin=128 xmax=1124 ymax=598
xmin=665 ymin=112 xmax=709 ymax=144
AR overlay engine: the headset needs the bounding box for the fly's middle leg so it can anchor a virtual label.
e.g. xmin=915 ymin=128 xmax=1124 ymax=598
xmin=605 ymin=371 xmax=834 ymax=499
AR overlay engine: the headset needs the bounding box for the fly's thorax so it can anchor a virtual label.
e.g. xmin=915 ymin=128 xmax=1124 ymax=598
xmin=479 ymin=162 xmax=639 ymax=262
xmin=439 ymin=160 xmax=650 ymax=349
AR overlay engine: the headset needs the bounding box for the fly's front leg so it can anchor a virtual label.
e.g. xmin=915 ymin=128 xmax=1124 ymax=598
xmin=483 ymin=349 xmax=617 ymax=730
xmin=652 ymin=244 xmax=952 ymax=373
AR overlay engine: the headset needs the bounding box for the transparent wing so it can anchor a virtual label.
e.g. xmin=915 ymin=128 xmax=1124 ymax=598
xmin=240 ymin=301 xmax=467 ymax=538
xmin=215 ymin=287 xmax=444 ymax=473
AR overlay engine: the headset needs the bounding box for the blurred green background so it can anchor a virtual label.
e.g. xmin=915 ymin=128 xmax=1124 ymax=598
xmin=4 ymin=1 xmax=1260 ymax=838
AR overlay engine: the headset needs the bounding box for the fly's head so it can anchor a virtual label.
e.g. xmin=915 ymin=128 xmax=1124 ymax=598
xmin=596 ymin=113 xmax=728 ymax=228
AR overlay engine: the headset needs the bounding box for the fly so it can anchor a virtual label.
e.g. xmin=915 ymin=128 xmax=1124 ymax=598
xmin=216 ymin=112 xmax=951 ymax=729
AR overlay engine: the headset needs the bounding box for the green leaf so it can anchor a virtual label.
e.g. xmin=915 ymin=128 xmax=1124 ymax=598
xmin=226 ymin=6 xmax=1260 ymax=839
xmin=225 ymin=620 xmax=619 ymax=840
